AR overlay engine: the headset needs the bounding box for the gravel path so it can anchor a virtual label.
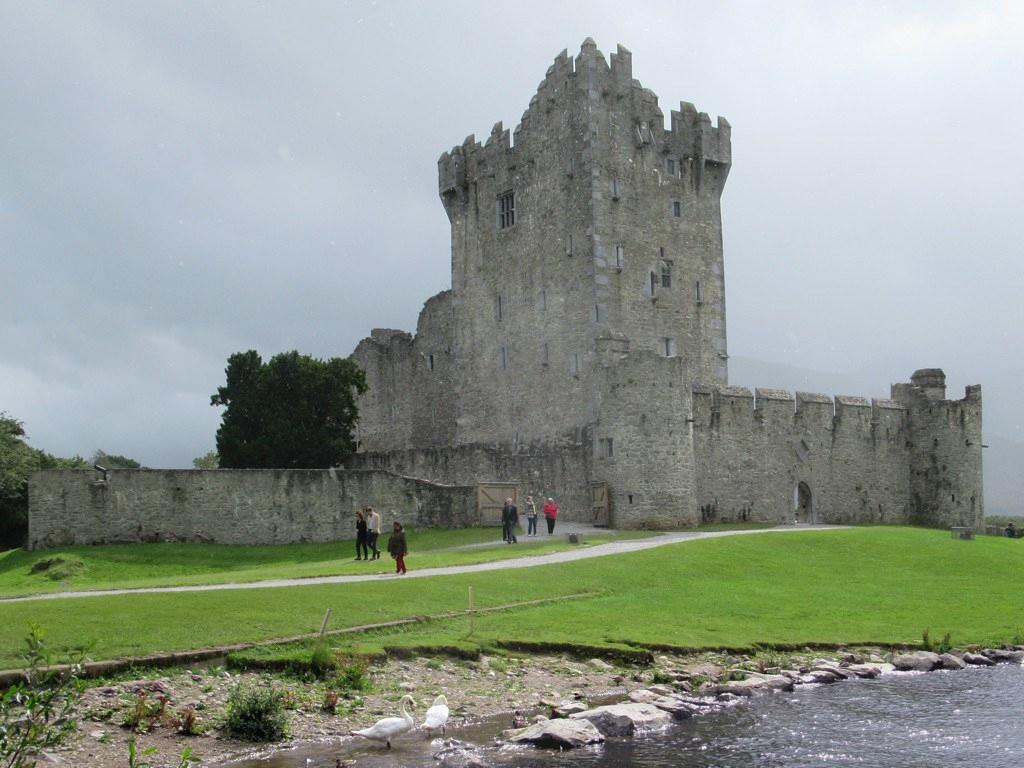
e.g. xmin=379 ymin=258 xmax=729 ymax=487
xmin=4 ymin=524 xmax=848 ymax=603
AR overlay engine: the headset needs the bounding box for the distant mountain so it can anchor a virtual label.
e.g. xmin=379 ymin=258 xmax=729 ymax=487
xmin=728 ymin=356 xmax=1020 ymax=518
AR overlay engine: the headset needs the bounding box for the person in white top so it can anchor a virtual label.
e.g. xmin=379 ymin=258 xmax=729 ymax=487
xmin=367 ymin=507 xmax=383 ymax=560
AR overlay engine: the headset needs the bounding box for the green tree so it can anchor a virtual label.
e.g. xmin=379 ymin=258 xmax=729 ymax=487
xmin=192 ymin=451 xmax=219 ymax=469
xmin=91 ymin=449 xmax=142 ymax=469
xmin=210 ymin=351 xmax=367 ymax=469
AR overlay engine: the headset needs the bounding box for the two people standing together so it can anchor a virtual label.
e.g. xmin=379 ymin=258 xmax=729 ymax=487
xmin=355 ymin=507 xmax=382 ymax=560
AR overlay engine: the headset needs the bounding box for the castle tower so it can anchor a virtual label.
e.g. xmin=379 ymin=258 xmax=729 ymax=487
xmin=893 ymin=370 xmax=984 ymax=528
xmin=437 ymin=40 xmax=731 ymax=453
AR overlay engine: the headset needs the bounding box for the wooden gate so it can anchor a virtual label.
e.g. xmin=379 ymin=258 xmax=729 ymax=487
xmin=477 ymin=483 xmax=518 ymax=526
xmin=591 ymin=482 xmax=610 ymax=526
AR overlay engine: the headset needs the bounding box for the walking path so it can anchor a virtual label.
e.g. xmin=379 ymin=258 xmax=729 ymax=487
xmin=3 ymin=524 xmax=848 ymax=603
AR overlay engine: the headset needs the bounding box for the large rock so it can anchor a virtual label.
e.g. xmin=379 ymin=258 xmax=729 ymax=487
xmin=963 ymin=652 xmax=996 ymax=666
xmin=938 ymin=653 xmax=966 ymax=670
xmin=892 ymin=651 xmax=941 ymax=672
xmin=508 ymin=718 xmax=605 ymax=748
xmin=570 ymin=702 xmax=671 ymax=736
xmin=982 ymin=649 xmax=1024 ymax=664
xmin=434 ymin=744 xmax=489 ymax=768
xmin=845 ymin=664 xmax=883 ymax=679
xmin=706 ymin=674 xmax=794 ymax=696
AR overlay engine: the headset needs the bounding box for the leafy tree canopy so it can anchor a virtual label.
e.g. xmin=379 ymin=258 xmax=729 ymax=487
xmin=91 ymin=449 xmax=143 ymax=469
xmin=192 ymin=451 xmax=220 ymax=469
xmin=210 ymin=350 xmax=368 ymax=469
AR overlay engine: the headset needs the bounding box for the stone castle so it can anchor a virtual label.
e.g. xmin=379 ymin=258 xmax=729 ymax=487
xmin=348 ymin=39 xmax=983 ymax=530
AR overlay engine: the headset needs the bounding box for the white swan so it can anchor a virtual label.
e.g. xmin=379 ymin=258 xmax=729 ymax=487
xmin=350 ymin=694 xmax=416 ymax=748
xmin=421 ymin=693 xmax=450 ymax=736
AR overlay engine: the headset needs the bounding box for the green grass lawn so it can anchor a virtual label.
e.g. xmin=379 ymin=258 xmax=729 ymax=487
xmin=1 ymin=527 xmax=1021 ymax=670
xmin=0 ymin=528 xmax=651 ymax=597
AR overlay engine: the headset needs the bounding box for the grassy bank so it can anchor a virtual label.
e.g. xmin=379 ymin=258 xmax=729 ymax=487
xmin=0 ymin=528 xmax=650 ymax=597
xmin=1 ymin=527 xmax=1021 ymax=669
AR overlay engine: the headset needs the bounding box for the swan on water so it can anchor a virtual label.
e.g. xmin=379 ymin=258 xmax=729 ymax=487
xmin=421 ymin=694 xmax=450 ymax=736
xmin=350 ymin=694 xmax=416 ymax=748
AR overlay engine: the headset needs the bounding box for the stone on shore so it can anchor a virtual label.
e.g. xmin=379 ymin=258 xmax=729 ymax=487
xmin=845 ymin=664 xmax=883 ymax=679
xmin=892 ymin=651 xmax=941 ymax=672
xmin=707 ymin=674 xmax=794 ymax=696
xmin=938 ymin=653 xmax=966 ymax=670
xmin=963 ymin=652 xmax=996 ymax=666
xmin=569 ymin=702 xmax=671 ymax=736
xmin=508 ymin=718 xmax=605 ymax=748
xmin=982 ymin=649 xmax=1024 ymax=664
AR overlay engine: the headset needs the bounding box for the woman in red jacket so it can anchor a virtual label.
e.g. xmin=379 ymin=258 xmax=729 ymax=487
xmin=542 ymin=497 xmax=558 ymax=535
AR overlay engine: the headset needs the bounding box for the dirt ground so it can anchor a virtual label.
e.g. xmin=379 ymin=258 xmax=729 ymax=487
xmin=44 ymin=651 xmax=677 ymax=767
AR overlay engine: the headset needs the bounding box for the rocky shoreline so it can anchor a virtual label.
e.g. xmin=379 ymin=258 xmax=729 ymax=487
xmin=33 ymin=644 xmax=1024 ymax=767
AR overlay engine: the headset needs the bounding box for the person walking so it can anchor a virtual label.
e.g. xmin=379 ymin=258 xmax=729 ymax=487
xmin=355 ymin=509 xmax=369 ymax=560
xmin=367 ymin=507 xmax=382 ymax=559
xmin=501 ymin=497 xmax=519 ymax=544
xmin=387 ymin=521 xmax=408 ymax=574
xmin=525 ymin=495 xmax=538 ymax=536
xmin=543 ymin=497 xmax=558 ymax=535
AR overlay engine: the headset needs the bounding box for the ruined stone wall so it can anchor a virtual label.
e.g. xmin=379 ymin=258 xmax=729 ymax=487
xmin=27 ymin=469 xmax=477 ymax=550
xmin=351 ymin=291 xmax=455 ymax=452
xmin=345 ymin=441 xmax=593 ymax=523
xmin=692 ymin=387 xmax=912 ymax=525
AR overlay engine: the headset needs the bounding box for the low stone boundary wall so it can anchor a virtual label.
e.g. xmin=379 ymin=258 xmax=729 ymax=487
xmin=27 ymin=468 xmax=477 ymax=550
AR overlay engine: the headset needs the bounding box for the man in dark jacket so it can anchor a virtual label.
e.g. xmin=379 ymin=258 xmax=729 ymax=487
xmin=502 ymin=497 xmax=519 ymax=544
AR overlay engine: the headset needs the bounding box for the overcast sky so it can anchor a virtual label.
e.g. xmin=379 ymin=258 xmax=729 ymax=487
xmin=2 ymin=1 xmax=1022 ymax=471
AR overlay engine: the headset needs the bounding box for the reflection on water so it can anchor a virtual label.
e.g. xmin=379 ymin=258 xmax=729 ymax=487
xmin=222 ymin=665 xmax=1024 ymax=767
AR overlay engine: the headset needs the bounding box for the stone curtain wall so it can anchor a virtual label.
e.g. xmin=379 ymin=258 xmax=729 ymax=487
xmin=345 ymin=441 xmax=593 ymax=523
xmin=691 ymin=387 xmax=913 ymax=525
xmin=27 ymin=469 xmax=477 ymax=550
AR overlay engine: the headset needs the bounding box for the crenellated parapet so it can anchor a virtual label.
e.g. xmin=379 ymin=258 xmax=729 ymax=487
xmin=438 ymin=38 xmax=732 ymax=219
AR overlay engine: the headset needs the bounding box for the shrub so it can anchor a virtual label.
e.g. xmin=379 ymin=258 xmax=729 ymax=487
xmin=0 ymin=625 xmax=86 ymax=768
xmin=120 ymin=690 xmax=169 ymax=732
xmin=174 ymin=705 xmax=200 ymax=735
xmin=921 ymin=628 xmax=932 ymax=650
xmin=333 ymin=658 xmax=370 ymax=693
xmin=223 ymin=684 xmax=288 ymax=742
xmin=309 ymin=643 xmax=336 ymax=678
xmin=938 ymin=632 xmax=953 ymax=654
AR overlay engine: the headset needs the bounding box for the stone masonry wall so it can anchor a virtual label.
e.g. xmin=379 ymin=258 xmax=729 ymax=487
xmin=692 ymin=387 xmax=912 ymax=525
xmin=344 ymin=441 xmax=593 ymax=523
xmin=27 ymin=469 xmax=477 ymax=550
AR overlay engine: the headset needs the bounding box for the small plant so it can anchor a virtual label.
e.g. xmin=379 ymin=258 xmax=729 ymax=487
xmin=310 ymin=643 xmax=337 ymax=678
xmin=223 ymin=684 xmax=288 ymax=742
xmin=938 ymin=632 xmax=954 ymax=654
xmin=120 ymin=690 xmax=169 ymax=732
xmin=128 ymin=738 xmax=199 ymax=768
xmin=333 ymin=658 xmax=370 ymax=693
xmin=322 ymin=689 xmax=340 ymax=714
xmin=425 ymin=659 xmax=442 ymax=670
xmin=0 ymin=625 xmax=86 ymax=768
xmin=650 ymin=670 xmax=673 ymax=685
xmin=280 ymin=689 xmax=300 ymax=710
xmin=1011 ymin=628 xmax=1024 ymax=646
xmin=174 ymin=705 xmax=201 ymax=735
xmin=921 ymin=628 xmax=932 ymax=651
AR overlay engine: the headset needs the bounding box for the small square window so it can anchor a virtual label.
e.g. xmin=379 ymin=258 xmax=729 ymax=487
xmin=541 ymin=342 xmax=549 ymax=366
xmin=496 ymin=293 xmax=504 ymax=321
xmin=614 ymin=244 xmax=625 ymax=269
xmin=497 ymin=190 xmax=515 ymax=229
xmin=661 ymin=337 xmax=678 ymax=357
xmin=427 ymin=353 xmax=435 ymax=371
xmin=610 ymin=178 xmax=621 ymax=199
xmin=673 ymin=200 xmax=682 ymax=217
xmin=695 ymin=281 xmax=703 ymax=304
xmin=666 ymin=158 xmax=676 ymax=176
xmin=599 ymin=437 xmax=614 ymax=458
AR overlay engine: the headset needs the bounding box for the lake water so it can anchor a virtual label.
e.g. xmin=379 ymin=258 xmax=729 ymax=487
xmin=223 ymin=664 xmax=1024 ymax=767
